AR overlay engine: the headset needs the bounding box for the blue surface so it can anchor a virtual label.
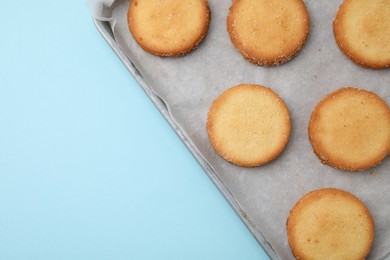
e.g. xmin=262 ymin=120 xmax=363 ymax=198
xmin=0 ymin=1 xmax=269 ymax=259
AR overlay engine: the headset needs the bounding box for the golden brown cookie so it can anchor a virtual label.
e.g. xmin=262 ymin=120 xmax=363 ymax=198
xmin=227 ymin=0 xmax=310 ymax=66
xmin=333 ymin=0 xmax=390 ymax=69
xmin=206 ymin=84 xmax=291 ymax=167
xmin=309 ymin=87 xmax=390 ymax=171
xmin=128 ymin=0 xmax=210 ymax=57
xmin=287 ymin=188 xmax=375 ymax=260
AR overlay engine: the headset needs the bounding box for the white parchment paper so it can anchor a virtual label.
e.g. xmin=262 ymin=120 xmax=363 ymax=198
xmin=91 ymin=0 xmax=390 ymax=258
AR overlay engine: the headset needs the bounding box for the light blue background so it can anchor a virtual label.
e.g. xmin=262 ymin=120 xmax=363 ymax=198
xmin=0 ymin=1 xmax=269 ymax=259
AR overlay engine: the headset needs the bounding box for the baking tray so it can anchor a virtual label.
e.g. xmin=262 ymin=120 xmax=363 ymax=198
xmin=91 ymin=0 xmax=390 ymax=259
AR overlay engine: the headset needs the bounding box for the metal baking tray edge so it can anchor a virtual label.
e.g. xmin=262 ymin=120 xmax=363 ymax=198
xmin=93 ymin=18 xmax=279 ymax=259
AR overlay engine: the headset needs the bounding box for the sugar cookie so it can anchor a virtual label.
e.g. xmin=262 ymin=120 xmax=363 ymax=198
xmin=287 ymin=188 xmax=375 ymax=260
xmin=206 ymin=84 xmax=291 ymax=167
xmin=334 ymin=0 xmax=390 ymax=69
xmin=128 ymin=0 xmax=210 ymax=57
xmin=227 ymin=0 xmax=310 ymax=66
xmin=309 ymin=87 xmax=390 ymax=171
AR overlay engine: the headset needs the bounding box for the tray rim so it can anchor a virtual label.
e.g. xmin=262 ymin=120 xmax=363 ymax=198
xmin=93 ymin=17 xmax=279 ymax=260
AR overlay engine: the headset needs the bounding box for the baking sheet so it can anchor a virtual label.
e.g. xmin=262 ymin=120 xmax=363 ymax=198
xmin=91 ymin=0 xmax=390 ymax=258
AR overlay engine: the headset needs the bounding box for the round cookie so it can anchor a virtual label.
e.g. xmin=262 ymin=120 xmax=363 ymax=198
xmin=206 ymin=84 xmax=291 ymax=167
xmin=333 ymin=0 xmax=390 ymax=69
xmin=287 ymin=188 xmax=375 ymax=260
xmin=227 ymin=0 xmax=310 ymax=66
xmin=128 ymin=0 xmax=210 ymax=57
xmin=309 ymin=87 xmax=390 ymax=171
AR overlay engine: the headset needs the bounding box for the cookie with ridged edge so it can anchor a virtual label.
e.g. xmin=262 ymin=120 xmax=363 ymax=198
xmin=333 ymin=0 xmax=390 ymax=69
xmin=206 ymin=84 xmax=291 ymax=167
xmin=287 ymin=188 xmax=375 ymax=260
xmin=227 ymin=0 xmax=310 ymax=66
xmin=309 ymin=87 xmax=390 ymax=171
xmin=128 ymin=0 xmax=210 ymax=57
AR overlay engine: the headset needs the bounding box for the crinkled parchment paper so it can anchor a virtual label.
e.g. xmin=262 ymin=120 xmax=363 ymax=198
xmin=91 ymin=0 xmax=390 ymax=258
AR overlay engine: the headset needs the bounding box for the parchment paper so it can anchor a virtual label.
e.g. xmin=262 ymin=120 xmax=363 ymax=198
xmin=91 ymin=1 xmax=390 ymax=258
